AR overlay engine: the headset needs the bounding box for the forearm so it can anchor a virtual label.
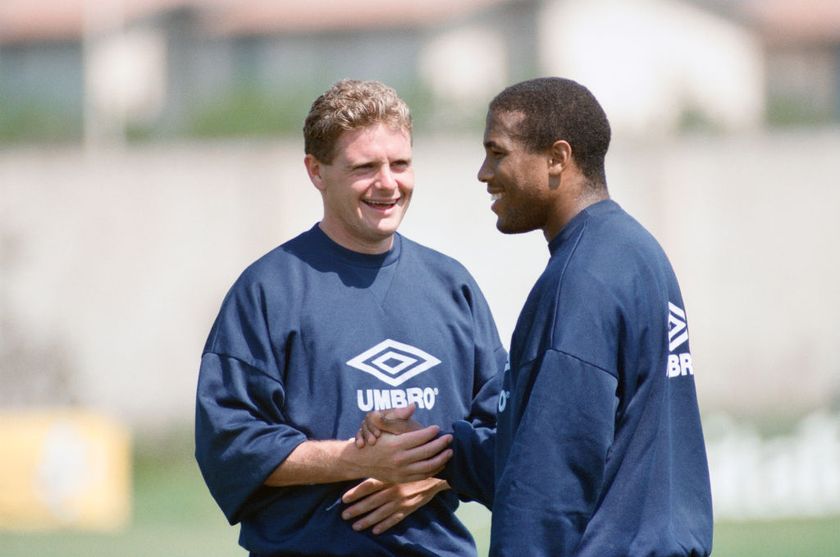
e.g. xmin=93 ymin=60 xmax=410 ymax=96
xmin=266 ymin=427 xmax=453 ymax=487
xmin=264 ymin=439 xmax=364 ymax=487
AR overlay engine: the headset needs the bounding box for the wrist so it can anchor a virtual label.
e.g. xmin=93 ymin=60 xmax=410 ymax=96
xmin=266 ymin=439 xmax=368 ymax=487
xmin=337 ymin=438 xmax=368 ymax=481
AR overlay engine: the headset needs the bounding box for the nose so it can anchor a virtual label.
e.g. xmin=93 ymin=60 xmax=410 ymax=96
xmin=477 ymin=156 xmax=492 ymax=183
xmin=375 ymin=166 xmax=398 ymax=192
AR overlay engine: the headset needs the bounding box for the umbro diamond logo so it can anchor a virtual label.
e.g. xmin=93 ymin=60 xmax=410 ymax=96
xmin=347 ymin=339 xmax=441 ymax=387
xmin=667 ymin=302 xmax=694 ymax=378
xmin=668 ymin=302 xmax=689 ymax=352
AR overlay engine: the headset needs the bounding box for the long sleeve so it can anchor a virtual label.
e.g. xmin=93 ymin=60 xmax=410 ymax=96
xmin=490 ymin=349 xmax=617 ymax=556
xmin=445 ymin=419 xmax=497 ymax=507
xmin=485 ymin=201 xmax=711 ymax=556
xmin=464 ymin=337 xmax=505 ymax=429
xmin=445 ymin=343 xmax=503 ymax=508
xmin=443 ymin=279 xmax=506 ymax=508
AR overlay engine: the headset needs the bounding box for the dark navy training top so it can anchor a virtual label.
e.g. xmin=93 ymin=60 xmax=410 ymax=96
xmin=446 ymin=200 xmax=713 ymax=556
xmin=195 ymin=225 xmax=505 ymax=557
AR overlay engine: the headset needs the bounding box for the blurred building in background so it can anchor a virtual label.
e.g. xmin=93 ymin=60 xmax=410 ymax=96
xmin=3 ymin=0 xmax=839 ymax=143
xmin=5 ymin=0 xmax=828 ymax=143
xmin=743 ymin=0 xmax=840 ymax=126
xmin=2 ymin=0 xmax=840 ymax=522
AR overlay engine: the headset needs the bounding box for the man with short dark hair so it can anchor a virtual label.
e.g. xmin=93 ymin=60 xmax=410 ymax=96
xmin=195 ymin=79 xmax=505 ymax=556
xmin=359 ymin=77 xmax=714 ymax=556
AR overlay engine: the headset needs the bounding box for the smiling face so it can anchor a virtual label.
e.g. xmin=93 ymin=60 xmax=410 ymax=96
xmin=478 ymin=110 xmax=558 ymax=237
xmin=306 ymin=123 xmax=414 ymax=254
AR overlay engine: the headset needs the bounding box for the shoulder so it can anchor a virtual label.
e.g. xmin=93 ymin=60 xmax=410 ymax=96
xmin=545 ymin=203 xmax=676 ymax=322
xmin=398 ymin=234 xmax=493 ymax=311
xmin=221 ymin=228 xmax=322 ymax=309
xmin=238 ymin=228 xmax=317 ymax=283
xmin=398 ymin=234 xmax=475 ymax=282
xmin=205 ymin=232 xmax=313 ymax=357
xmin=565 ymin=202 xmax=673 ymax=289
xmin=590 ymin=204 xmax=667 ymax=264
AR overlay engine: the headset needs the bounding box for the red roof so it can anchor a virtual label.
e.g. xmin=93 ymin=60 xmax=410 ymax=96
xmin=0 ymin=0 xmax=504 ymax=43
xmin=208 ymin=0 xmax=505 ymax=35
xmin=0 ymin=0 xmax=212 ymax=43
xmin=743 ymin=0 xmax=840 ymax=43
xmin=0 ymin=0 xmax=84 ymax=42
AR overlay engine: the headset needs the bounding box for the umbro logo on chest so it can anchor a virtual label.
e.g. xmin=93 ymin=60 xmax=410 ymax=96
xmin=346 ymin=339 xmax=441 ymax=387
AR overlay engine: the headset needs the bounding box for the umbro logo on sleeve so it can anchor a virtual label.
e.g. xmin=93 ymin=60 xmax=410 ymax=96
xmin=668 ymin=302 xmax=689 ymax=351
xmin=666 ymin=302 xmax=694 ymax=378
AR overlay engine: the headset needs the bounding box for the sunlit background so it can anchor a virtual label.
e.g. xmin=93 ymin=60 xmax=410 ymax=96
xmin=2 ymin=0 xmax=839 ymax=555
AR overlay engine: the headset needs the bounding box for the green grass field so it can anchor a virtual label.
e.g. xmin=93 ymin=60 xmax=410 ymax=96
xmin=1 ymin=439 xmax=838 ymax=556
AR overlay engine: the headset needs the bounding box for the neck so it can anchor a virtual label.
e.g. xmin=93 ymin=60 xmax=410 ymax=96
xmin=317 ymin=221 xmax=394 ymax=254
xmin=543 ymin=184 xmax=609 ymax=242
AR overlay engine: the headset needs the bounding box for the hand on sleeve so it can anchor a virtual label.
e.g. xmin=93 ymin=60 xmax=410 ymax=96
xmin=340 ymin=477 xmax=450 ymax=534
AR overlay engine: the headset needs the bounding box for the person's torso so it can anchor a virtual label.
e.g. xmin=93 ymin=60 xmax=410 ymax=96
xmin=493 ymin=201 xmax=712 ymax=556
xmin=241 ymin=227 xmax=490 ymax=556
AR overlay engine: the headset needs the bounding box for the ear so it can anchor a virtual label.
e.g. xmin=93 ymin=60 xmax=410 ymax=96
xmin=548 ymin=140 xmax=572 ymax=177
xmin=304 ymin=154 xmax=327 ymax=192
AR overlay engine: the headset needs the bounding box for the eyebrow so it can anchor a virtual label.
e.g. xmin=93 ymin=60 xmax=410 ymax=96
xmin=484 ymin=140 xmax=504 ymax=150
xmin=348 ymin=157 xmax=411 ymax=170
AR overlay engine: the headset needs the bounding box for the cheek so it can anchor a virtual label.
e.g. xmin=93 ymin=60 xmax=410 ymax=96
xmin=499 ymin=158 xmax=523 ymax=182
xmin=498 ymin=167 xmax=523 ymax=193
xmin=398 ymin=179 xmax=415 ymax=198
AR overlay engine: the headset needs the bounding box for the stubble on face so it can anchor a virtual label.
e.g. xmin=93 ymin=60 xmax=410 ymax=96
xmin=479 ymin=110 xmax=552 ymax=236
xmin=315 ymin=124 xmax=414 ymax=254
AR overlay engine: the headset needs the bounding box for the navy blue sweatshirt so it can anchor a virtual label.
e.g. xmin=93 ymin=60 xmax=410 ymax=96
xmin=446 ymin=200 xmax=713 ymax=556
xmin=195 ymin=225 xmax=505 ymax=556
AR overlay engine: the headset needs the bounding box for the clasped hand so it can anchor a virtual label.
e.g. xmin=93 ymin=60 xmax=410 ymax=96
xmin=349 ymin=411 xmax=451 ymax=484
xmin=355 ymin=403 xmax=425 ymax=449
xmin=340 ymin=404 xmax=451 ymax=534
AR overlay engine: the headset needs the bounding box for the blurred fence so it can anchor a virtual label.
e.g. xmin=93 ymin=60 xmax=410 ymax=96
xmin=707 ymin=411 xmax=840 ymax=519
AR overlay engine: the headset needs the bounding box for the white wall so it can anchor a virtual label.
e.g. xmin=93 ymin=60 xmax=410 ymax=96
xmin=2 ymin=131 xmax=839 ymax=430
xmin=538 ymin=0 xmax=765 ymax=135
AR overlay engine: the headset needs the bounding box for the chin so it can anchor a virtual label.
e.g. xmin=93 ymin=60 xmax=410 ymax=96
xmin=367 ymin=226 xmax=399 ymax=242
xmin=496 ymin=219 xmax=535 ymax=236
xmin=495 ymin=217 xmax=516 ymax=234
xmin=373 ymin=223 xmax=400 ymax=237
xmin=379 ymin=217 xmax=405 ymax=235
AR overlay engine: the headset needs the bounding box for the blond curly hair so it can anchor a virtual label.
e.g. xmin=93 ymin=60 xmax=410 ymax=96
xmin=303 ymin=79 xmax=412 ymax=163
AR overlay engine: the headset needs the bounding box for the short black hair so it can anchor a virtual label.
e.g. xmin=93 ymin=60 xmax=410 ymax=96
xmin=489 ymin=77 xmax=611 ymax=185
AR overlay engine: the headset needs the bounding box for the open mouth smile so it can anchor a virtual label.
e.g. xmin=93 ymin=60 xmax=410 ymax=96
xmin=363 ymin=199 xmax=399 ymax=210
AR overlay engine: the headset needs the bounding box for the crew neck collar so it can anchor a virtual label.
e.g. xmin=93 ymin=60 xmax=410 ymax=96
xmin=547 ymin=199 xmax=617 ymax=255
xmin=310 ymin=224 xmax=401 ymax=268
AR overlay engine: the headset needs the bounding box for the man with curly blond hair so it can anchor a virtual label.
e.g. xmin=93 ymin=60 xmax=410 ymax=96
xmin=195 ymin=79 xmax=505 ymax=556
